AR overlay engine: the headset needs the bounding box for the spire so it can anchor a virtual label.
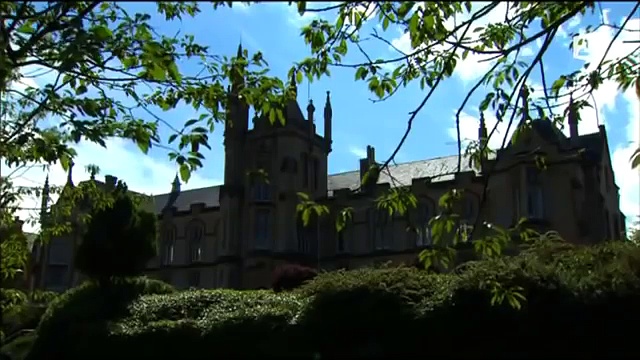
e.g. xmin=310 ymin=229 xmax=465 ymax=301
xmin=567 ymin=94 xmax=579 ymax=142
xmin=520 ymin=85 xmax=529 ymax=123
xmin=478 ymin=112 xmax=488 ymax=144
xmin=39 ymin=175 xmax=50 ymax=227
xmin=324 ymin=90 xmax=333 ymax=153
xmin=171 ymin=173 xmax=181 ymax=193
xmin=236 ymin=42 xmax=243 ymax=58
xmin=307 ymin=99 xmax=315 ymax=122
xmin=290 ymin=71 xmax=298 ymax=99
xmin=66 ymin=161 xmax=74 ymax=188
xmin=324 ymin=91 xmax=332 ymax=119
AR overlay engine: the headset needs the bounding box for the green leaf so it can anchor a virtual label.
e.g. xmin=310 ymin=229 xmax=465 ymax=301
xmin=296 ymin=70 xmax=303 ymax=85
xmin=16 ymin=22 xmax=34 ymax=34
xmin=92 ymin=25 xmax=113 ymax=40
xmin=179 ymin=163 xmax=191 ymax=183
xmin=137 ymin=139 xmax=150 ymax=154
xmin=75 ymin=85 xmax=88 ymax=95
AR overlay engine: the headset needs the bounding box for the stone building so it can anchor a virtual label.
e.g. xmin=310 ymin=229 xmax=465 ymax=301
xmin=32 ymin=46 xmax=625 ymax=291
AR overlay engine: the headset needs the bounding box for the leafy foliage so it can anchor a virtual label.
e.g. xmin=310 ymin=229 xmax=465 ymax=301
xmin=74 ymin=181 xmax=157 ymax=283
xmin=25 ymin=241 xmax=640 ymax=358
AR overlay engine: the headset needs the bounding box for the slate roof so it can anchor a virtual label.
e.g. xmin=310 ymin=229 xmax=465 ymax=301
xmin=145 ymin=154 xmax=480 ymax=214
xmin=142 ymin=122 xmax=607 ymax=215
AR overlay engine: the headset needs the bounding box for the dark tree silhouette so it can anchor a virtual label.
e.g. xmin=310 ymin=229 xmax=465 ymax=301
xmin=272 ymin=264 xmax=318 ymax=292
xmin=74 ymin=182 xmax=157 ymax=286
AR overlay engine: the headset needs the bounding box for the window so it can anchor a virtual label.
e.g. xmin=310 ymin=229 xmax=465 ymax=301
xmin=47 ymin=239 xmax=71 ymax=265
xmin=302 ymin=153 xmax=309 ymax=187
xmin=312 ymin=157 xmax=319 ymax=190
xmin=188 ymin=270 xmax=200 ymax=288
xmin=162 ymin=227 xmax=176 ymax=265
xmin=415 ymin=203 xmax=433 ymax=247
xmin=217 ymin=267 xmax=226 ymax=288
xmin=614 ymin=216 xmax=620 ymax=240
xmin=513 ymin=183 xmax=521 ymax=221
xmin=371 ymin=209 xmax=392 ymax=251
xmin=297 ymin=216 xmax=312 ymax=253
xmin=45 ymin=265 xmax=68 ymax=290
xmin=458 ymin=222 xmax=474 ymax=243
xmin=255 ymin=210 xmax=271 ymax=250
xmin=525 ymin=167 xmax=544 ymax=219
xmin=188 ymin=223 xmax=204 ymax=263
xmin=253 ymin=181 xmax=271 ymax=201
xmin=462 ymin=197 xmax=475 ymax=221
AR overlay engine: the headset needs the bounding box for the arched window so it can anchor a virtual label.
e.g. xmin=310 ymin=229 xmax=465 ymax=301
xmin=162 ymin=226 xmax=176 ymax=265
xmin=255 ymin=209 xmax=271 ymax=250
xmin=526 ymin=167 xmax=544 ymax=219
xmin=370 ymin=208 xmax=392 ymax=251
xmin=457 ymin=193 xmax=477 ymax=242
xmin=187 ymin=222 xmax=204 ymax=263
xmin=414 ymin=200 xmax=434 ymax=247
xmin=297 ymin=215 xmax=315 ymax=254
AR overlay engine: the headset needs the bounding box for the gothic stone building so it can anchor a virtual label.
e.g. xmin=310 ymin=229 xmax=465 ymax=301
xmin=32 ymin=48 xmax=625 ymax=292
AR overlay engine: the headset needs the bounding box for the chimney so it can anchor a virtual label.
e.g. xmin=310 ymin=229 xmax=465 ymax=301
xmin=104 ymin=175 xmax=118 ymax=187
xmin=359 ymin=158 xmax=369 ymax=183
xmin=567 ymin=95 xmax=579 ymax=143
xmin=359 ymin=145 xmax=376 ymax=185
xmin=324 ymin=91 xmax=332 ymax=153
xmin=367 ymin=145 xmax=376 ymax=164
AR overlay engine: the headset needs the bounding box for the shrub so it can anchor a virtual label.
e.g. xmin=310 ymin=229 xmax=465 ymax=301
xmin=272 ymin=264 xmax=318 ymax=292
xmin=74 ymin=181 xmax=158 ymax=284
xmin=26 ymin=242 xmax=640 ymax=359
xmin=1 ymin=291 xmax=57 ymax=341
xmin=26 ymin=277 xmax=174 ymax=360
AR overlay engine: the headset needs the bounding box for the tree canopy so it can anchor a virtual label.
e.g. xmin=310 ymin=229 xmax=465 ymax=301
xmin=74 ymin=180 xmax=157 ymax=283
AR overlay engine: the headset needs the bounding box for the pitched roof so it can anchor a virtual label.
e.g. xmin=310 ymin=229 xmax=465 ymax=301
xmin=141 ymin=121 xmax=608 ymax=215
xmin=144 ymin=154 xmax=480 ymax=214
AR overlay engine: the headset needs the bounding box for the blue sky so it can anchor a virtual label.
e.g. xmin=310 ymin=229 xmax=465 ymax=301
xmin=7 ymin=2 xmax=640 ymax=230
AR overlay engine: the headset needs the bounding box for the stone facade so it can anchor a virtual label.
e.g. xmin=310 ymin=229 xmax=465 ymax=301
xmin=31 ymin=46 xmax=625 ymax=292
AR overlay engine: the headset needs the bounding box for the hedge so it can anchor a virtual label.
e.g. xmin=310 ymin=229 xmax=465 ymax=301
xmin=26 ymin=277 xmax=175 ymax=360
xmin=25 ymin=241 xmax=640 ymax=359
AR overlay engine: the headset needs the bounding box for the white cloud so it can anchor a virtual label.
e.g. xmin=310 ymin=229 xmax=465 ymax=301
xmin=447 ymin=110 xmax=518 ymax=151
xmin=569 ymin=13 xmax=640 ymax=227
xmin=390 ymin=2 xmax=531 ymax=83
xmin=348 ymin=146 xmax=367 ymax=159
xmin=3 ymin=63 xmax=223 ymax=234
xmin=448 ymin=11 xmax=640 ymax=229
xmin=231 ymin=2 xmax=250 ymax=13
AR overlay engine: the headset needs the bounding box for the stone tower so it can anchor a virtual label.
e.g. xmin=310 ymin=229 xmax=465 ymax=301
xmin=219 ymin=44 xmax=250 ymax=287
xmin=220 ymin=62 xmax=333 ymax=286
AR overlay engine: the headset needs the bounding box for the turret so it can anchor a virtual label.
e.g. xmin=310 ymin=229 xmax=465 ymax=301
xmin=223 ymin=43 xmax=249 ymax=186
xmin=307 ymin=99 xmax=315 ymax=146
xmin=171 ymin=173 xmax=181 ymax=193
xmin=478 ymin=112 xmax=488 ymax=147
xmin=567 ymin=95 xmax=579 ymax=143
xmin=324 ymin=91 xmax=332 ymax=153
xmin=39 ymin=175 xmax=50 ymax=230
